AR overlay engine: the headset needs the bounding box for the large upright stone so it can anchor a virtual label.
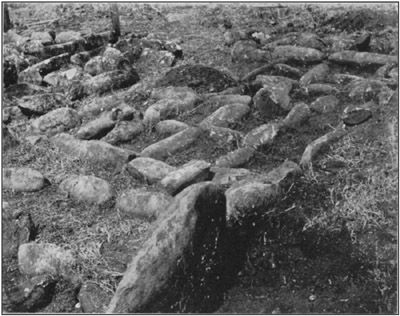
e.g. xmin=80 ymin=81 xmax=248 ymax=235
xmin=3 ymin=168 xmax=47 ymax=192
xmin=126 ymin=157 xmax=176 ymax=184
xmin=107 ymin=182 xmax=226 ymax=313
xmin=31 ymin=108 xmax=81 ymax=136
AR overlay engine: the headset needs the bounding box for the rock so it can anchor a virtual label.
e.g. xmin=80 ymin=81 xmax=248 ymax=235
xmin=42 ymin=40 xmax=84 ymax=59
xmin=155 ymin=120 xmax=189 ymax=136
xmin=140 ymin=48 xmax=176 ymax=67
xmin=343 ymin=102 xmax=374 ymax=126
xmin=70 ymin=46 xmax=103 ymax=67
xmin=144 ymin=97 xmax=197 ymax=123
xmin=107 ymin=182 xmax=226 ymax=313
xmin=78 ymin=283 xmax=111 ymax=313
xmin=21 ymin=40 xmax=45 ymax=56
xmin=300 ymin=127 xmax=347 ymax=168
xmin=116 ymin=189 xmax=172 ymax=220
xmin=126 ymin=157 xmax=176 ymax=184
xmin=330 ymin=73 xmax=364 ymax=86
xmin=18 ymin=53 xmax=70 ymax=85
xmin=281 ymin=102 xmax=311 ymax=128
xmin=206 ymin=94 xmax=251 ymax=107
xmin=155 ymin=64 xmax=237 ymax=94
xmin=299 ymin=63 xmax=330 ymax=86
xmin=84 ymin=47 xmax=125 ymax=76
xmin=51 ymin=133 xmax=136 ymax=168
xmin=55 ymin=31 xmax=83 ymax=44
xmin=310 ymin=95 xmax=339 ymax=113
xmin=231 ymin=40 xmax=268 ymax=63
xmin=31 ymin=32 xmax=53 ymax=44
xmin=253 ymin=75 xmax=295 ymax=91
xmin=243 ymin=123 xmax=280 ymax=149
xmin=76 ymin=112 xmax=117 ymax=140
xmin=3 ymin=168 xmax=48 ymax=192
xmin=141 ymin=127 xmax=204 ymax=160
xmin=17 ymin=93 xmax=68 ymax=116
xmin=215 ymin=147 xmax=256 ymax=168
xmin=25 ymin=135 xmax=48 ymax=146
xmin=31 ymin=108 xmax=81 ymax=136
xmin=200 ymin=103 xmax=250 ymax=128
xmin=4 ymin=60 xmax=18 ymax=87
xmin=2 ymin=210 xmax=36 ymax=258
xmin=271 ymin=63 xmax=302 ymax=79
xmin=59 ymin=175 xmax=114 ymax=205
xmin=264 ymin=160 xmax=302 ymax=185
xmin=205 ymin=126 xmax=244 ymax=146
xmin=43 ymin=68 xmax=89 ymax=88
xmin=160 ymin=160 xmax=211 ymax=195
xmin=253 ymin=85 xmax=291 ymax=118
xmin=370 ymin=28 xmax=398 ymax=55
xmin=18 ymin=242 xmax=75 ymax=277
xmin=102 ymin=120 xmax=144 ymax=144
xmin=271 ymin=45 xmax=324 ymax=63
xmin=143 ymin=106 xmax=161 ymax=127
xmin=211 ymin=167 xmax=253 ymax=186
xmin=328 ymin=50 xmax=397 ymax=66
xmin=79 ymin=94 xmax=127 ymax=118
xmin=225 ymin=181 xmax=280 ymax=224
xmin=296 ymin=33 xmax=326 ymax=51
xmin=4 ymin=83 xmax=49 ymax=99
xmin=347 ymin=79 xmax=391 ymax=102
xmin=302 ymin=83 xmax=340 ymax=96
xmin=325 ymin=35 xmax=354 ymax=53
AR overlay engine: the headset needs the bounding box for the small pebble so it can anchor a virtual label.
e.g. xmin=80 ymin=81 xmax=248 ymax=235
xmin=309 ymin=294 xmax=317 ymax=302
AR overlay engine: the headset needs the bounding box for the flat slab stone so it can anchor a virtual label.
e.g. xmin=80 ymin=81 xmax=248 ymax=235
xmin=31 ymin=107 xmax=81 ymax=136
xmin=116 ymin=189 xmax=173 ymax=220
xmin=141 ymin=127 xmax=204 ymax=161
xmin=242 ymin=123 xmax=280 ymax=149
xmin=126 ymin=157 xmax=176 ymax=184
xmin=3 ymin=168 xmax=47 ymax=192
xmin=59 ymin=175 xmax=114 ymax=205
xmin=160 ymin=160 xmax=211 ymax=195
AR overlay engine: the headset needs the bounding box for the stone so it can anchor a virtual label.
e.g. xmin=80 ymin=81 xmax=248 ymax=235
xmin=160 ymin=160 xmax=211 ymax=195
xmin=281 ymin=102 xmax=311 ymax=129
xmin=330 ymin=73 xmax=364 ymax=86
xmin=25 ymin=135 xmax=48 ymax=146
xmin=144 ymin=97 xmax=197 ymax=123
xmin=107 ymin=182 xmax=226 ymax=313
xmin=264 ymin=160 xmax=302 ymax=185
xmin=299 ymin=63 xmax=330 ymax=86
xmin=271 ymin=45 xmax=324 ymax=63
xmin=211 ymin=167 xmax=253 ymax=186
xmin=30 ymin=32 xmax=53 ymax=44
xmin=116 ymin=189 xmax=172 ymax=220
xmin=215 ymin=147 xmax=256 ymax=168
xmin=155 ymin=64 xmax=237 ymax=94
xmin=51 ymin=133 xmax=136 ymax=168
xmin=78 ymin=283 xmax=111 ymax=313
xmin=343 ymin=102 xmax=374 ymax=126
xmin=150 ymin=86 xmax=198 ymax=102
xmin=76 ymin=112 xmax=117 ymax=140
xmin=206 ymin=94 xmax=251 ymax=107
xmin=43 ymin=68 xmax=89 ymax=88
xmin=143 ymin=106 xmax=161 ymax=127
xmin=102 ymin=120 xmax=144 ymax=145
xmin=140 ymin=48 xmax=176 ymax=67
xmin=352 ymin=33 xmax=371 ymax=52
xmin=4 ymin=83 xmax=49 ymax=99
xmin=155 ymin=120 xmax=189 ymax=136
xmin=30 ymin=108 xmax=81 ymax=136
xmin=243 ymin=123 xmax=280 ymax=149
xmin=141 ymin=127 xmax=204 ymax=160
xmin=253 ymin=85 xmax=291 ymax=118
xmin=253 ymin=75 xmax=295 ymax=91
xmin=59 ymin=175 xmax=114 ymax=205
xmin=84 ymin=47 xmax=125 ymax=76
xmin=205 ymin=126 xmax=244 ymax=146
xmin=70 ymin=46 xmax=103 ymax=67
xmin=310 ymin=95 xmax=339 ymax=113
xmin=347 ymin=79 xmax=391 ymax=103
xmin=17 ymin=93 xmax=68 ymax=116
xmin=231 ymin=40 xmax=268 ymax=63
xmin=225 ymin=181 xmax=280 ymax=223
xmin=328 ymin=50 xmax=397 ymax=66
xmin=324 ymin=35 xmax=354 ymax=53
xmin=126 ymin=157 xmax=176 ymax=184
xmin=3 ymin=168 xmax=48 ymax=192
xmin=271 ymin=63 xmax=302 ymax=79
xmin=296 ymin=33 xmax=326 ymax=51
xmin=79 ymin=95 xmax=127 ymax=118
xmin=55 ymin=31 xmax=83 ymax=44
xmin=18 ymin=243 xmax=75 ymax=277
xmin=200 ymin=103 xmax=250 ymax=128
xmin=302 ymin=84 xmax=340 ymax=96
xmin=300 ymin=127 xmax=347 ymax=168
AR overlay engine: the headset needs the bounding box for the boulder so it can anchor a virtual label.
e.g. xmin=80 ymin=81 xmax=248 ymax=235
xmin=102 ymin=120 xmax=144 ymax=144
xmin=4 ymin=83 xmax=48 ymax=99
xmin=51 ymin=133 xmax=136 ymax=168
xmin=107 ymin=182 xmax=226 ymax=313
xmin=253 ymin=85 xmax=291 ymax=118
xmin=78 ymin=94 xmax=127 ymax=118
xmin=328 ymin=50 xmax=397 ymax=66
xmin=18 ymin=242 xmax=75 ymax=277
xmin=116 ymin=189 xmax=172 ymax=220
xmin=70 ymin=46 xmax=103 ymax=67
xmin=242 ymin=123 xmax=280 ymax=149
xmin=155 ymin=64 xmax=237 ymax=94
xmin=126 ymin=157 xmax=176 ymax=184
xmin=144 ymin=97 xmax=197 ymax=123
xmin=281 ymin=102 xmax=311 ymax=129
xmin=76 ymin=112 xmax=117 ymax=140
xmin=299 ymin=63 xmax=330 ymax=86
xmin=330 ymin=73 xmax=364 ymax=86
xmin=271 ymin=45 xmax=324 ymax=63
xmin=310 ymin=95 xmax=339 ymax=113
xmin=160 ymin=160 xmax=211 ymax=195
xmin=30 ymin=32 xmax=53 ymax=44
xmin=200 ymin=103 xmax=250 ymax=128
xmin=215 ymin=147 xmax=256 ymax=168
xmin=155 ymin=120 xmax=189 ymax=136
xmin=3 ymin=168 xmax=48 ymax=192
xmin=43 ymin=68 xmax=89 ymax=88
xmin=59 ymin=175 xmax=114 ymax=205
xmin=17 ymin=93 xmax=68 ymax=116
xmin=150 ymin=86 xmax=198 ymax=102
xmin=141 ymin=127 xmax=204 ymax=160
xmin=31 ymin=108 xmax=81 ymax=136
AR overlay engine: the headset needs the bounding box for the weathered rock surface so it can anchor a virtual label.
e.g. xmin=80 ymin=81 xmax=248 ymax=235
xmin=296 ymin=33 xmax=327 ymax=51
xmin=76 ymin=112 xmax=117 ymax=140
xmin=31 ymin=108 xmax=81 ymax=136
xmin=243 ymin=123 xmax=280 ymax=149
xmin=18 ymin=242 xmax=75 ymax=277
xmin=205 ymin=94 xmax=251 ymax=107
xmin=302 ymin=83 xmax=340 ymax=96
xmin=343 ymin=102 xmax=374 ymax=126
xmin=155 ymin=120 xmax=189 ymax=136
xmin=4 ymin=83 xmax=48 ymax=99
xmin=231 ymin=40 xmax=268 ymax=63
xmin=253 ymin=85 xmax=291 ymax=118
xmin=330 ymin=73 xmax=364 ymax=85
xmin=116 ymin=189 xmax=172 ymax=219
xmin=271 ymin=45 xmax=324 ymax=63
xmin=55 ymin=31 xmax=83 ymax=44
xmin=155 ymin=64 xmax=237 ymax=94
xmin=3 ymin=168 xmax=48 ymax=192
xmin=271 ymin=63 xmax=303 ymax=79
xmin=102 ymin=120 xmax=144 ymax=144
xmin=300 ymin=127 xmax=347 ymax=167
xmin=126 ymin=157 xmax=176 ymax=184
xmin=281 ymin=102 xmax=311 ymax=129
xmin=140 ymin=48 xmax=176 ymax=67
xmin=200 ymin=103 xmax=250 ymax=128
xmin=141 ymin=127 xmax=204 ymax=160
xmin=160 ymin=160 xmax=211 ymax=195
xmin=215 ymin=147 xmax=256 ymax=168
xmin=205 ymin=126 xmax=244 ymax=146
xmin=70 ymin=46 xmax=103 ymax=67
xmin=43 ymin=68 xmax=89 ymax=88
xmin=299 ymin=63 xmax=330 ymax=86
xmin=31 ymin=31 xmax=53 ymax=44
xmin=17 ymin=93 xmax=67 ymax=116
xmin=310 ymin=95 xmax=339 ymax=113
xmin=84 ymin=47 xmax=125 ymax=76
xmin=59 ymin=175 xmax=114 ymax=205
xmin=144 ymin=97 xmax=197 ymax=124
xmin=211 ymin=167 xmax=253 ymax=186
xmin=78 ymin=94 xmax=126 ymax=118
xmin=51 ymin=133 xmax=136 ymax=167
xmin=328 ymin=50 xmax=398 ymax=66
xmin=107 ymin=182 xmax=226 ymax=313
